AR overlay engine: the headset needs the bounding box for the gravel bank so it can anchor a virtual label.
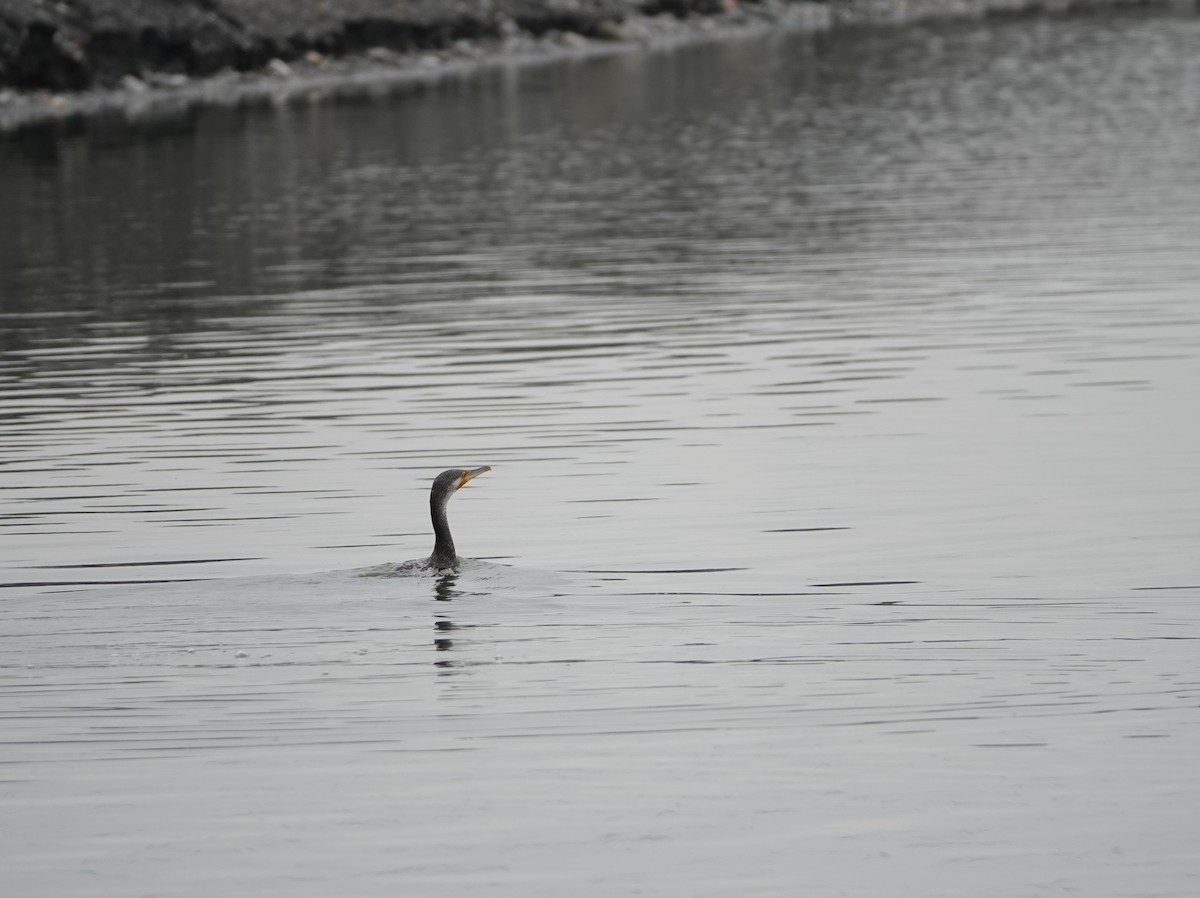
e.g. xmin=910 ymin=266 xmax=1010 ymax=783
xmin=0 ymin=0 xmax=1180 ymax=133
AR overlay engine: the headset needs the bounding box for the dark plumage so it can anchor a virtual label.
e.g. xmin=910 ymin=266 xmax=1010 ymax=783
xmin=428 ymin=466 xmax=491 ymax=570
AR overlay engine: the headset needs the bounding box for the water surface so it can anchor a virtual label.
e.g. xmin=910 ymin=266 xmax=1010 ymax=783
xmin=3 ymin=12 xmax=1200 ymax=896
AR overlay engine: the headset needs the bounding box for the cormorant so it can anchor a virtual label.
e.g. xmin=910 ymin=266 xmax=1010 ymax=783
xmin=427 ymin=466 xmax=490 ymax=570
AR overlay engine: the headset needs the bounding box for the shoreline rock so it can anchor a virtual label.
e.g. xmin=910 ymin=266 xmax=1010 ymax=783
xmin=0 ymin=0 xmax=1184 ymax=134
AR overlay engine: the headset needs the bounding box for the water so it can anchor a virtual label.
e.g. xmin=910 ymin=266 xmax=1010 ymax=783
xmin=3 ymin=12 xmax=1200 ymax=896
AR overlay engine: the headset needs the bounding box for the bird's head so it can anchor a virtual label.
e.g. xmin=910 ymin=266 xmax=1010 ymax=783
xmin=432 ymin=465 xmax=491 ymax=498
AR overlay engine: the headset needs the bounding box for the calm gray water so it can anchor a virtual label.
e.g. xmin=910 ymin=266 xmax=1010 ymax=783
xmin=3 ymin=12 xmax=1200 ymax=897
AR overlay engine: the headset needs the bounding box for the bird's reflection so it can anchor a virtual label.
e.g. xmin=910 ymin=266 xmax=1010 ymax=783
xmin=433 ymin=571 xmax=461 ymax=602
xmin=433 ymin=571 xmax=464 ymax=668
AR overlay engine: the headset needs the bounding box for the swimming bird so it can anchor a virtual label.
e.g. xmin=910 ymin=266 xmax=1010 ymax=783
xmin=426 ymin=466 xmax=491 ymax=570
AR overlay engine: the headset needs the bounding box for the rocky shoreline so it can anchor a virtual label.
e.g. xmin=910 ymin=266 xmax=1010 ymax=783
xmin=0 ymin=0 xmax=1180 ymax=134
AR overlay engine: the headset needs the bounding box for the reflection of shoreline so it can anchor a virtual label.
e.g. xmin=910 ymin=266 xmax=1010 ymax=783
xmin=0 ymin=0 xmax=1176 ymax=136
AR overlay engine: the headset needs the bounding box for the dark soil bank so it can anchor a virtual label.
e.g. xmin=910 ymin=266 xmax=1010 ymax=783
xmin=1 ymin=0 xmax=718 ymax=91
xmin=0 ymin=0 xmax=1181 ymax=132
xmin=0 ymin=0 xmax=1172 ymax=92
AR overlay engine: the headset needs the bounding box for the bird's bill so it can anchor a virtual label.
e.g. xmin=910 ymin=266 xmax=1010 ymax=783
xmin=458 ymin=465 xmax=492 ymax=488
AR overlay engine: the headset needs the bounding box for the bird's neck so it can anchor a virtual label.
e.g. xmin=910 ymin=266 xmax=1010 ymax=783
xmin=430 ymin=494 xmax=456 ymax=569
